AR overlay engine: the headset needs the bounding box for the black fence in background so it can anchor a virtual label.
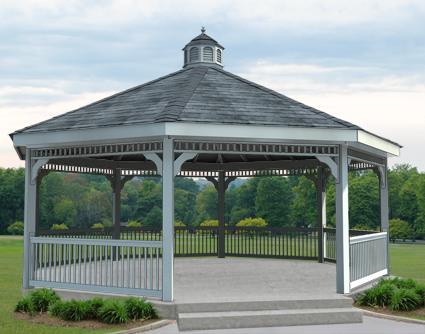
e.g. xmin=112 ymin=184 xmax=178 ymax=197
xmin=39 ymin=226 xmax=375 ymax=261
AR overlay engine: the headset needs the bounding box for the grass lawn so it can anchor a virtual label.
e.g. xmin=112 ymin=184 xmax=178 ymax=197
xmin=1 ymin=236 xmax=424 ymax=332
xmin=389 ymin=242 xmax=425 ymax=283
xmin=0 ymin=236 xmax=119 ymax=334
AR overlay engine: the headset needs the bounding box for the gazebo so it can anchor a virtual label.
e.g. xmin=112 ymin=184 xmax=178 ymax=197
xmin=11 ymin=29 xmax=400 ymax=309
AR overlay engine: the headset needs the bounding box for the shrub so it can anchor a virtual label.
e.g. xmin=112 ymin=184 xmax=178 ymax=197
xmin=357 ymin=281 xmax=395 ymax=307
xmin=175 ymin=221 xmax=186 ymax=227
xmin=101 ymin=218 xmax=113 ymax=227
xmin=85 ymin=298 xmax=104 ymax=319
xmin=351 ymin=224 xmax=377 ymax=232
xmin=389 ymin=219 xmax=413 ymax=241
xmin=390 ymin=288 xmax=422 ymax=311
xmin=53 ymin=300 xmax=90 ymax=321
xmin=48 ymin=300 xmax=65 ymax=317
xmin=51 ymin=223 xmax=68 ymax=230
xmin=7 ymin=221 xmax=24 ymax=235
xmin=30 ymin=288 xmax=60 ymax=312
xmin=124 ymin=298 xmax=157 ymax=320
xmin=15 ymin=296 xmax=35 ymax=315
xmin=91 ymin=223 xmax=104 ymax=229
xmin=200 ymin=219 xmax=218 ymax=227
xmin=98 ymin=300 xmax=128 ymax=324
xmin=127 ymin=220 xmax=142 ymax=228
xmin=236 ymin=217 xmax=267 ymax=227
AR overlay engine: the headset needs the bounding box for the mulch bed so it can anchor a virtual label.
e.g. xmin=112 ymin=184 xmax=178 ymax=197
xmin=14 ymin=312 xmax=156 ymax=330
xmin=358 ymin=305 xmax=425 ymax=321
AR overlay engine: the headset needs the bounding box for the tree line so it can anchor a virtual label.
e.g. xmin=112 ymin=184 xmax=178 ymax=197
xmin=1 ymin=164 xmax=424 ymax=238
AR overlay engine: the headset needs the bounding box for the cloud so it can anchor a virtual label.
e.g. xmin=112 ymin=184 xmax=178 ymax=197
xmin=238 ymin=60 xmax=425 ymax=169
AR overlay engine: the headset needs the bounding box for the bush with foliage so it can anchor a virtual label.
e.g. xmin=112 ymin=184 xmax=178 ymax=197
xmin=98 ymin=300 xmax=129 ymax=324
xmin=30 ymin=288 xmax=60 ymax=312
xmin=175 ymin=221 xmax=186 ymax=227
xmin=15 ymin=296 xmax=35 ymax=315
xmin=50 ymin=300 xmax=90 ymax=321
xmin=351 ymin=224 xmax=377 ymax=232
xmin=17 ymin=293 xmax=156 ymax=325
xmin=124 ymin=297 xmax=157 ymax=320
xmin=200 ymin=219 xmax=218 ymax=227
xmin=389 ymin=218 xmax=413 ymax=241
xmin=127 ymin=220 xmax=142 ymax=227
xmin=91 ymin=223 xmax=104 ymax=229
xmin=7 ymin=221 xmax=24 ymax=235
xmin=51 ymin=223 xmax=68 ymax=230
xmin=236 ymin=217 xmax=267 ymax=227
xmin=357 ymin=277 xmax=425 ymax=312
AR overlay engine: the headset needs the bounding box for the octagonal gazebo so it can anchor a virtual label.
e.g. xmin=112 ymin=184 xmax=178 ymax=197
xmin=11 ymin=29 xmax=400 ymax=303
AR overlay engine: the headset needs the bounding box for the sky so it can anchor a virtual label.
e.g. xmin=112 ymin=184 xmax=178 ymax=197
xmin=1 ymin=0 xmax=425 ymax=170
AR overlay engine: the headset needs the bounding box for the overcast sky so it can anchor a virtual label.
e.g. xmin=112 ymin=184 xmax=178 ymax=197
xmin=1 ymin=0 xmax=425 ymax=170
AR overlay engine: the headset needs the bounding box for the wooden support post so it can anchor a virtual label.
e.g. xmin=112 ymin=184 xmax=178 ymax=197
xmin=336 ymin=145 xmax=350 ymax=294
xmin=162 ymin=137 xmax=175 ymax=302
xmin=23 ymin=149 xmax=37 ymax=289
xmin=379 ymin=163 xmax=390 ymax=274
xmin=112 ymin=169 xmax=121 ymax=240
xmin=217 ymin=171 xmax=225 ymax=258
xmin=316 ymin=166 xmax=327 ymax=263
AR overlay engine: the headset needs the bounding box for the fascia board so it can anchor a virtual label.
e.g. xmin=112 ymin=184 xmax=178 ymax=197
xmin=357 ymin=130 xmax=400 ymax=157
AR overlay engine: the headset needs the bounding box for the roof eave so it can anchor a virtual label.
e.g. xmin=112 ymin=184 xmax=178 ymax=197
xmin=11 ymin=122 xmax=400 ymax=159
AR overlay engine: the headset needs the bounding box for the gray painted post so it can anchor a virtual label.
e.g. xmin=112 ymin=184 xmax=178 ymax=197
xmin=112 ymin=169 xmax=121 ymax=240
xmin=217 ymin=171 xmax=225 ymax=258
xmin=162 ymin=137 xmax=175 ymax=302
xmin=379 ymin=164 xmax=390 ymax=274
xmin=23 ymin=149 xmax=37 ymax=289
xmin=316 ymin=167 xmax=325 ymax=263
xmin=336 ymin=145 xmax=350 ymax=294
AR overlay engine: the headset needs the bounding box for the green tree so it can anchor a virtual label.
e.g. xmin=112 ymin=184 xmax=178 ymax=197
xmin=289 ymin=177 xmax=316 ymax=227
xmin=389 ymin=218 xmax=413 ymax=241
xmin=255 ymin=177 xmax=293 ymax=227
xmin=0 ymin=168 xmax=25 ymax=233
xmin=175 ymin=188 xmax=196 ymax=225
xmin=195 ymin=185 xmax=217 ymax=224
xmin=144 ymin=206 xmax=162 ymax=227
xmin=53 ymin=198 xmax=77 ymax=227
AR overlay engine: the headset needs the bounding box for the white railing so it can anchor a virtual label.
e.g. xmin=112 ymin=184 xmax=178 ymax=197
xmin=29 ymin=237 xmax=162 ymax=298
xmin=349 ymin=232 xmax=388 ymax=289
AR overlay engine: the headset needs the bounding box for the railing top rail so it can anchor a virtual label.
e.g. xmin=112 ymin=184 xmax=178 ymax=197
xmin=349 ymin=232 xmax=387 ymax=244
xmin=30 ymin=236 xmax=162 ymax=248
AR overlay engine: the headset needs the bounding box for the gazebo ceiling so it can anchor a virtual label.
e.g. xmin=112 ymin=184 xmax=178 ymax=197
xmin=10 ymin=29 xmax=400 ymax=160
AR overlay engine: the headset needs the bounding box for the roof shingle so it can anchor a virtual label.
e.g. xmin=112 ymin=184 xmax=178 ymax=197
xmin=12 ymin=66 xmax=361 ymax=135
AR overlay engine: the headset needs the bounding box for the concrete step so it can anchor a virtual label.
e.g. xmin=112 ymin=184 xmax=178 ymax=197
xmin=177 ymin=307 xmax=363 ymax=331
xmin=176 ymin=298 xmax=354 ymax=313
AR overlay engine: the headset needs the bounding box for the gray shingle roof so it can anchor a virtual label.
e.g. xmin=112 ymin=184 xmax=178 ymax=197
xmin=186 ymin=32 xmax=225 ymax=49
xmin=12 ymin=66 xmax=362 ymax=135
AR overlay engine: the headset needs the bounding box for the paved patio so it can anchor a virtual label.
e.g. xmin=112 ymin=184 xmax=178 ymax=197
xmin=173 ymin=257 xmax=343 ymax=303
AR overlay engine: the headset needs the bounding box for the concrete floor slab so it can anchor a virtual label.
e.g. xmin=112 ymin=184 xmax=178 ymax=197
xmin=174 ymin=257 xmax=342 ymax=303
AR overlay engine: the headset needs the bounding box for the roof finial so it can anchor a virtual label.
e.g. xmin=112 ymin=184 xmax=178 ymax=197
xmin=201 ymin=26 xmax=206 ymax=33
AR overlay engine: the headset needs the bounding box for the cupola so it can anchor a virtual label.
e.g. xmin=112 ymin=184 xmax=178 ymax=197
xmin=183 ymin=27 xmax=224 ymax=68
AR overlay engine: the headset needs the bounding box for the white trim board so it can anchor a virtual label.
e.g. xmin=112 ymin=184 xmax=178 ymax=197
xmin=350 ymin=269 xmax=388 ymax=289
xmin=12 ymin=122 xmax=400 ymax=157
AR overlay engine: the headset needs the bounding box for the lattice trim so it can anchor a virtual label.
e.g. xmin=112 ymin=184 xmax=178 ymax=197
xmin=32 ymin=141 xmax=162 ymax=159
xmin=175 ymin=141 xmax=338 ymax=156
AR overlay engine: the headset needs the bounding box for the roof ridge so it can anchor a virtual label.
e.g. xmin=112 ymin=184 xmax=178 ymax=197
xmin=155 ymin=67 xmax=209 ymax=122
xmin=11 ymin=68 xmax=191 ymax=136
xmin=209 ymin=67 xmax=359 ymax=129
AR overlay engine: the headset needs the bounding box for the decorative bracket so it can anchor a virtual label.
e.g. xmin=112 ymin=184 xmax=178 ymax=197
xmin=31 ymin=158 xmax=49 ymax=184
xmin=174 ymin=153 xmax=197 ymax=176
xmin=374 ymin=165 xmax=387 ymax=189
xmin=206 ymin=174 xmax=237 ymax=191
xmin=144 ymin=153 xmax=163 ymax=176
xmin=315 ymin=156 xmax=338 ymax=183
